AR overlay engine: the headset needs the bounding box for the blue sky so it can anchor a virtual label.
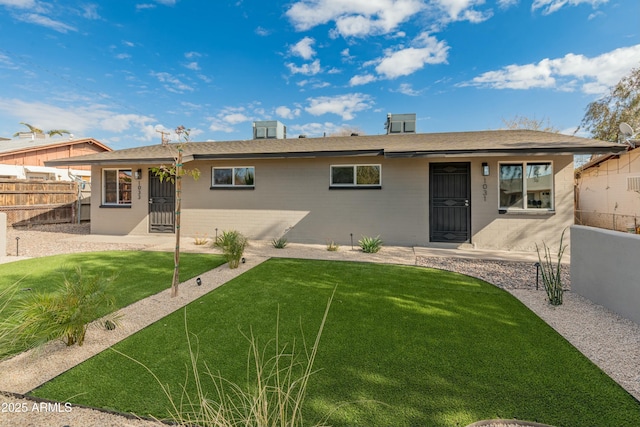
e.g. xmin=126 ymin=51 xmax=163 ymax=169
xmin=0 ymin=0 xmax=639 ymax=149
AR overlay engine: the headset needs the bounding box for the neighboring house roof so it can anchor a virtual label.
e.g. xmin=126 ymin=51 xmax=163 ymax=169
xmin=0 ymin=136 xmax=111 ymax=156
xmin=577 ymin=144 xmax=638 ymax=173
xmin=45 ymin=130 xmax=628 ymax=167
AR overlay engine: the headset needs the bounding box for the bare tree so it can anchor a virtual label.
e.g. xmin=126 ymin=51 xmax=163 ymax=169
xmin=150 ymin=126 xmax=200 ymax=297
xmin=578 ymin=67 xmax=640 ymax=142
xmin=329 ymin=126 xmax=366 ymax=136
xmin=501 ymin=115 xmax=559 ymax=133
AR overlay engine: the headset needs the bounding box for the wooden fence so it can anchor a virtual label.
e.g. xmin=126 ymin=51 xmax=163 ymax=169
xmin=0 ymin=179 xmax=80 ymax=226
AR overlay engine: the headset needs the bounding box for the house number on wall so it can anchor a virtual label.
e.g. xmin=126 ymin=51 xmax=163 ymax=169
xmin=482 ymin=178 xmax=488 ymax=202
xmin=138 ymin=183 xmax=142 ymax=200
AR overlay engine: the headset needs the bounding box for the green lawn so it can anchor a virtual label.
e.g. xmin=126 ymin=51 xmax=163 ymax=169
xmin=0 ymin=251 xmax=225 ymax=355
xmin=30 ymin=258 xmax=640 ymax=427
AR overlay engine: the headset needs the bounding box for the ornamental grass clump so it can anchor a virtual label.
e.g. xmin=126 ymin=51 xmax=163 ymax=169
xmin=115 ymin=291 xmax=335 ymax=427
xmin=214 ymin=230 xmax=248 ymax=269
xmin=359 ymin=235 xmax=383 ymax=253
xmin=536 ymin=230 xmax=567 ymax=306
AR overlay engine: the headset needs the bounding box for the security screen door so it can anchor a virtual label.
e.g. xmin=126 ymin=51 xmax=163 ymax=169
xmin=429 ymin=162 xmax=471 ymax=243
xmin=148 ymin=171 xmax=175 ymax=233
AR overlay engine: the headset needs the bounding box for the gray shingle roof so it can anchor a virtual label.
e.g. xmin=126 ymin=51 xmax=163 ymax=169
xmin=44 ymin=130 xmax=628 ymax=166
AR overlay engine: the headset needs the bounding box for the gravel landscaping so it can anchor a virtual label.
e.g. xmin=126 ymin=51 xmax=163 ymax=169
xmin=1 ymin=224 xmax=639 ymax=427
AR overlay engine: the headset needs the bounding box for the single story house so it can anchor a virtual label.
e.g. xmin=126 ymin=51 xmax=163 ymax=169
xmin=576 ymin=144 xmax=640 ymax=232
xmin=46 ymin=127 xmax=626 ymax=252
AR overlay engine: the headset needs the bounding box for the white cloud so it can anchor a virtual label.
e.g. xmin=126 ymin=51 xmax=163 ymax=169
xmin=184 ymin=61 xmax=200 ymax=71
xmin=286 ymin=0 xmax=425 ymax=38
xmin=150 ymin=71 xmax=194 ymax=93
xmin=81 ymin=3 xmax=100 ymax=20
xmin=290 ymin=36 xmax=316 ymax=60
xmin=255 ymin=26 xmax=270 ymax=36
xmin=0 ymin=98 xmax=156 ymax=138
xmin=532 ymin=0 xmax=608 ymax=15
xmin=222 ymin=113 xmax=250 ymax=124
xmin=184 ymin=51 xmax=201 ymax=59
xmin=0 ymin=0 xmax=36 ymax=8
xmin=155 ymin=0 xmax=177 ymax=6
xmin=497 ymin=0 xmax=518 ymax=8
xmin=393 ymin=83 xmax=421 ymax=96
xmin=15 ymin=13 xmax=77 ymax=32
xmin=136 ymin=4 xmax=156 ymax=10
xmin=305 ymin=93 xmax=374 ymax=120
xmin=286 ymin=59 xmax=322 ymax=75
xmin=464 ymin=44 xmax=640 ymax=94
xmin=276 ymin=106 xmax=301 ymax=119
xmin=374 ymin=32 xmax=449 ymax=78
xmin=115 ymin=53 xmax=131 ymax=60
xmin=349 ymin=74 xmax=377 ymax=86
xmin=433 ymin=0 xmax=492 ymax=22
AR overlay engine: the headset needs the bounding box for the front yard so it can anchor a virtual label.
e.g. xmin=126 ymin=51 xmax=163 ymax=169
xmin=27 ymin=258 xmax=640 ymax=427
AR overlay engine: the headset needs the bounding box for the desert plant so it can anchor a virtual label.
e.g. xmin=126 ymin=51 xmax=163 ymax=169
xmin=271 ymin=236 xmax=288 ymax=249
xmin=536 ymin=229 xmax=567 ymax=306
xmin=115 ymin=291 xmax=335 ymax=427
xmin=4 ymin=267 xmax=119 ymax=350
xmin=193 ymin=233 xmax=209 ymax=246
xmin=326 ymin=240 xmax=339 ymax=251
xmin=214 ymin=230 xmax=248 ymax=269
xmin=359 ymin=235 xmax=383 ymax=253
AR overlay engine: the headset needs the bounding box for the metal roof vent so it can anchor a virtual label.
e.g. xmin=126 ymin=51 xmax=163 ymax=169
xmin=385 ymin=113 xmax=416 ymax=134
xmin=253 ymin=121 xmax=287 ymax=140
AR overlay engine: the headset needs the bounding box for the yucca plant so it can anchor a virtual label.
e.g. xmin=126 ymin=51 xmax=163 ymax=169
xmin=359 ymin=235 xmax=383 ymax=253
xmin=536 ymin=229 xmax=567 ymax=306
xmin=214 ymin=230 xmax=248 ymax=269
xmin=271 ymin=236 xmax=288 ymax=249
xmin=5 ymin=267 xmax=118 ymax=351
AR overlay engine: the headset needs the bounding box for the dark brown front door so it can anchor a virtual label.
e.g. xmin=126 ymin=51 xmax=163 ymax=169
xmin=429 ymin=162 xmax=471 ymax=243
xmin=148 ymin=171 xmax=175 ymax=233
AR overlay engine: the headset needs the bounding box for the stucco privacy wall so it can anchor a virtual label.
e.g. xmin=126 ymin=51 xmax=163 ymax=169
xmin=571 ymin=225 xmax=640 ymax=325
xmin=90 ymin=154 xmax=575 ymax=250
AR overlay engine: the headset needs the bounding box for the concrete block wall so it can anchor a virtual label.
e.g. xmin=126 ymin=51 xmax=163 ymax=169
xmin=571 ymin=225 xmax=640 ymax=325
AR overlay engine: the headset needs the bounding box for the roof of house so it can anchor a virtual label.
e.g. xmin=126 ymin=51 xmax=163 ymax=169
xmin=576 ymin=143 xmax=638 ymax=172
xmin=44 ymin=129 xmax=629 ymax=167
xmin=0 ymin=136 xmax=111 ymax=156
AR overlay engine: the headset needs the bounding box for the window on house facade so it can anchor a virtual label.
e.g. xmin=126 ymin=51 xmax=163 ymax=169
xmin=212 ymin=167 xmax=255 ymax=187
xmin=103 ymin=168 xmax=132 ymax=205
xmin=330 ymin=164 xmax=381 ymax=188
xmin=499 ymin=162 xmax=553 ymax=210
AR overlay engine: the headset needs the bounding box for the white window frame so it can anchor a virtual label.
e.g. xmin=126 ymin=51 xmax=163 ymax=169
xmin=102 ymin=168 xmax=132 ymax=206
xmin=211 ymin=166 xmax=255 ymax=187
xmin=330 ymin=164 xmax=382 ymax=188
xmin=498 ymin=161 xmax=554 ymax=211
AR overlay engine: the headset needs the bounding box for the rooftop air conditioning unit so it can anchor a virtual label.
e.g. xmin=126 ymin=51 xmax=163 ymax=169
xmin=386 ymin=113 xmax=416 ymax=134
xmin=253 ymin=121 xmax=287 ymax=140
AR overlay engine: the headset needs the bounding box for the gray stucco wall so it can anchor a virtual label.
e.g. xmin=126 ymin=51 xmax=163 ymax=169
xmin=571 ymin=225 xmax=640 ymax=325
xmin=90 ymin=154 xmax=575 ymax=251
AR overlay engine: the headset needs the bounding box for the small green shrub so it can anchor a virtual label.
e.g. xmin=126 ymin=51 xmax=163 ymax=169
xmin=359 ymin=235 xmax=383 ymax=253
xmin=214 ymin=230 xmax=248 ymax=269
xmin=536 ymin=229 xmax=567 ymax=306
xmin=326 ymin=240 xmax=339 ymax=251
xmin=2 ymin=268 xmax=118 ymax=352
xmin=271 ymin=236 xmax=288 ymax=249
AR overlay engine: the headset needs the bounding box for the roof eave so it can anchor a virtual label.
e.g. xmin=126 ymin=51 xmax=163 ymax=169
xmin=192 ymin=149 xmax=384 ymax=160
xmin=385 ymin=145 xmax=629 ymax=158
